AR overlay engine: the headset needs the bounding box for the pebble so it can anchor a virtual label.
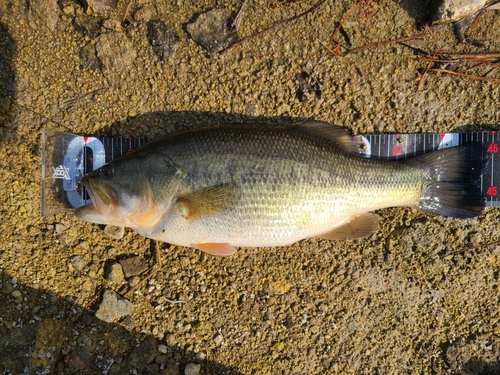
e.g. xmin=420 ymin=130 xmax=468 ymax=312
xmin=73 ymin=14 xmax=102 ymax=37
xmin=134 ymin=6 xmax=153 ymax=22
xmin=162 ymin=359 xmax=181 ymax=375
xmin=147 ymin=20 xmax=180 ymax=61
xmin=86 ymin=0 xmax=117 ymax=17
xmin=186 ymin=9 xmax=239 ymax=53
xmin=55 ymin=223 xmax=68 ymax=234
xmin=158 ymin=343 xmax=168 ymax=354
xmin=95 ymin=289 xmax=134 ymax=323
xmin=194 ymin=352 xmax=206 ymax=361
xmin=214 ymin=333 xmax=223 ymax=346
xmin=26 ymin=0 xmax=58 ymax=31
xmin=184 ymin=362 xmax=201 ymax=375
xmin=95 ymin=353 xmax=114 ymax=374
xmin=104 ymin=225 xmax=125 ymax=240
xmin=11 ymin=290 xmax=22 ymax=303
xmin=120 ymin=256 xmax=149 ymax=277
xmin=105 ymin=262 xmax=125 ymax=284
xmin=70 ymin=255 xmax=87 ymax=272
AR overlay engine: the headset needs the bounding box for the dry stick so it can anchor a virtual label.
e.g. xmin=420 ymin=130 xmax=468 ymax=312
xmin=454 ymin=240 xmax=500 ymax=254
xmin=232 ymin=0 xmax=250 ymax=30
xmin=346 ymin=34 xmax=428 ymax=54
xmin=329 ymin=0 xmax=364 ymax=48
xmin=427 ymin=68 xmax=500 ymax=84
xmin=122 ymin=0 xmax=134 ymax=25
xmin=219 ymin=0 xmax=327 ymax=54
xmin=417 ymin=26 xmax=442 ymax=90
xmin=444 ymin=52 xmax=500 ymax=61
xmin=318 ymin=39 xmax=342 ymax=56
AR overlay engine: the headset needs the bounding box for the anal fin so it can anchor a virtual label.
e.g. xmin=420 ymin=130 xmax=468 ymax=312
xmin=192 ymin=243 xmax=238 ymax=257
xmin=316 ymin=213 xmax=379 ymax=240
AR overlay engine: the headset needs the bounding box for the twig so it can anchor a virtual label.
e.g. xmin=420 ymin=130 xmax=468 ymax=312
xmin=417 ymin=25 xmax=442 ymax=90
xmin=122 ymin=0 xmax=134 ymax=26
xmin=442 ymin=52 xmax=500 ymax=61
xmin=318 ymin=39 xmax=342 ymax=56
xmin=86 ymin=286 xmax=105 ymax=308
xmin=219 ymin=0 xmax=326 ymax=54
xmin=346 ymin=34 xmax=427 ymax=54
xmin=454 ymin=240 xmax=500 ymax=254
xmin=162 ymin=297 xmax=187 ymax=305
xmin=329 ymin=0 xmax=363 ymax=47
xmin=427 ymin=68 xmax=500 ymax=84
xmin=232 ymin=0 xmax=249 ymax=30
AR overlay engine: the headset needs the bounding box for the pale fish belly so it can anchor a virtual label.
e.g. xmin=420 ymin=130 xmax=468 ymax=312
xmin=138 ymin=186 xmax=382 ymax=248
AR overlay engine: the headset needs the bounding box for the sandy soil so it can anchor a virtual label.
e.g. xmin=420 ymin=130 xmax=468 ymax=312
xmin=1 ymin=0 xmax=500 ymax=374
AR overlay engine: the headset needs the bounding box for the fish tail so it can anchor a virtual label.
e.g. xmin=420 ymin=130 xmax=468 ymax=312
xmin=411 ymin=143 xmax=486 ymax=218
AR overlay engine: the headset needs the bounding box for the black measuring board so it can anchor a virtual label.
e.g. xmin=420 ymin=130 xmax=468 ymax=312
xmin=41 ymin=129 xmax=500 ymax=215
xmin=41 ymin=130 xmax=150 ymax=214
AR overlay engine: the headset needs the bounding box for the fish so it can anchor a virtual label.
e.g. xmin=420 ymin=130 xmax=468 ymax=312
xmin=75 ymin=122 xmax=486 ymax=256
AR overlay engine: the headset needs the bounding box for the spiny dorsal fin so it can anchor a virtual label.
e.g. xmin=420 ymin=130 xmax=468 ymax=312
xmin=297 ymin=121 xmax=358 ymax=154
xmin=316 ymin=213 xmax=379 ymax=240
xmin=176 ymin=183 xmax=241 ymax=220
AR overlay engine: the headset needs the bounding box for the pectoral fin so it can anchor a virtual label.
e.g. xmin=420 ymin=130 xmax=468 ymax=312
xmin=192 ymin=243 xmax=238 ymax=257
xmin=176 ymin=183 xmax=241 ymax=220
xmin=316 ymin=213 xmax=379 ymax=240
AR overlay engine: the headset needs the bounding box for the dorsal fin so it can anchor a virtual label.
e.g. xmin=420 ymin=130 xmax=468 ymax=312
xmin=297 ymin=121 xmax=358 ymax=154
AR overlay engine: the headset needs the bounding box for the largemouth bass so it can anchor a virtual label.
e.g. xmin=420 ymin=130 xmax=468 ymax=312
xmin=75 ymin=122 xmax=485 ymax=256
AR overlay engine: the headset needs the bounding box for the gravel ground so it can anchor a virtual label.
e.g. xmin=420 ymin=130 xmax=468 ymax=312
xmin=1 ymin=0 xmax=500 ymax=374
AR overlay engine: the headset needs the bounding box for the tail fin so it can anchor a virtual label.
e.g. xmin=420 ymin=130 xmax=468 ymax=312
xmin=411 ymin=143 xmax=486 ymax=218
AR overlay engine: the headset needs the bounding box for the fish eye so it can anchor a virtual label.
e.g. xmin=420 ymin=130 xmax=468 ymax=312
xmin=100 ymin=165 xmax=113 ymax=178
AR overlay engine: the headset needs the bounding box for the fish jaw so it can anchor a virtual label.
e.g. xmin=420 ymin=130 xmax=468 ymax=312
xmin=75 ymin=177 xmax=118 ymax=225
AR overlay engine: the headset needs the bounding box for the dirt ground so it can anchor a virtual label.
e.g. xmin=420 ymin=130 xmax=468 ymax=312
xmin=1 ymin=0 xmax=500 ymax=374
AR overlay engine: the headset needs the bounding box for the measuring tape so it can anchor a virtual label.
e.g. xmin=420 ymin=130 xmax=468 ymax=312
xmin=41 ymin=129 xmax=500 ymax=215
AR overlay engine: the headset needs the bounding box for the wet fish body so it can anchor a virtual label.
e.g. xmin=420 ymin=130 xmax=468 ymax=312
xmin=76 ymin=123 xmax=485 ymax=256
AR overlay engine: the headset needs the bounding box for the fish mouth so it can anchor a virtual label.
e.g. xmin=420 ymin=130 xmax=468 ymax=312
xmin=80 ymin=176 xmax=116 ymax=216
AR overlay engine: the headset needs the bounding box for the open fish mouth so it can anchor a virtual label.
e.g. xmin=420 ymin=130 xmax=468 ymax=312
xmin=81 ymin=176 xmax=116 ymax=216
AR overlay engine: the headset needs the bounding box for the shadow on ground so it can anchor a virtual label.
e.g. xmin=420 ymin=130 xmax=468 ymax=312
xmin=0 ymin=270 xmax=243 ymax=375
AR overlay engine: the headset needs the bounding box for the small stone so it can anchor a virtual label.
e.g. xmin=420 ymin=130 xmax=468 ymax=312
xmin=162 ymin=359 xmax=181 ymax=375
xmin=165 ymin=334 xmax=176 ymax=346
xmin=70 ymin=255 xmax=87 ymax=272
xmin=27 ymin=0 xmax=58 ymax=31
xmin=86 ymin=0 xmax=117 ymax=17
xmin=105 ymin=263 xmax=125 ymax=284
xmin=128 ymin=276 xmax=141 ymax=287
xmin=195 ymin=352 xmax=206 ymax=361
xmin=55 ymin=223 xmax=68 ymax=234
xmin=120 ymin=256 xmax=149 ymax=277
xmin=184 ymin=362 xmax=201 ymax=375
xmin=214 ymin=334 xmax=223 ymax=346
xmin=73 ymin=14 xmax=102 ymax=38
xmin=158 ymin=343 xmax=168 ymax=353
xmin=95 ymin=353 xmax=114 ymax=374
xmin=95 ymin=289 xmax=134 ymax=323
xmin=134 ymin=6 xmax=153 ymax=22
xmin=104 ymin=225 xmax=124 ymax=240
xmin=186 ymin=9 xmax=239 ymax=53
xmin=147 ymin=20 xmax=180 ymax=61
